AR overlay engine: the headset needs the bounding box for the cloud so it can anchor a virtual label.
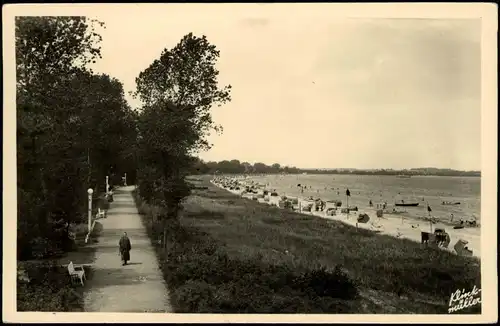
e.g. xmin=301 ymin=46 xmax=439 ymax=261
xmin=311 ymin=18 xmax=481 ymax=109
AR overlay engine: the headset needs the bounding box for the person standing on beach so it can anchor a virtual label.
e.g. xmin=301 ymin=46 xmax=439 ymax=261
xmin=119 ymin=232 xmax=132 ymax=266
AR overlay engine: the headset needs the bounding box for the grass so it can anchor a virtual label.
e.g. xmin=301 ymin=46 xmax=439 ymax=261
xmin=134 ymin=175 xmax=481 ymax=314
xmin=17 ymin=221 xmax=102 ymax=312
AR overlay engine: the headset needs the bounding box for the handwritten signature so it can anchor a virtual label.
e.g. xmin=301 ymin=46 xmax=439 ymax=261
xmin=448 ymin=285 xmax=481 ymax=313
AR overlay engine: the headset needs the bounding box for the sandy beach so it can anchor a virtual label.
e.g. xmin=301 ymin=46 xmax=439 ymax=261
xmin=211 ymin=177 xmax=481 ymax=259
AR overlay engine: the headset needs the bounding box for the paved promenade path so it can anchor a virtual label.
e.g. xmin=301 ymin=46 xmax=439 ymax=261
xmin=83 ymin=186 xmax=173 ymax=312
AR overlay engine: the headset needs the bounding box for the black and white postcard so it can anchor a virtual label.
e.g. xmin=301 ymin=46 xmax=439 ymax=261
xmin=3 ymin=3 xmax=498 ymax=323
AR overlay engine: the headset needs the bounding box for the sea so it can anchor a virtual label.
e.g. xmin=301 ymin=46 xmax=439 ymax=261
xmin=244 ymin=174 xmax=481 ymax=224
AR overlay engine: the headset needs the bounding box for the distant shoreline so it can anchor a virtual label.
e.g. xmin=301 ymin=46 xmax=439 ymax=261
xmin=298 ymin=170 xmax=481 ymax=177
xmin=211 ymin=172 xmax=481 ymax=178
xmin=191 ymin=159 xmax=480 ymax=177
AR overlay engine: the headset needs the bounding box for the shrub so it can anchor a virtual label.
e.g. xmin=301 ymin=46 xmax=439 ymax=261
xmin=133 ymin=180 xmax=481 ymax=314
xmin=133 ymin=189 xmax=360 ymax=313
xmin=17 ymin=262 xmax=86 ymax=312
xmin=292 ymin=266 xmax=358 ymax=300
xmin=173 ymin=280 xmax=217 ymax=313
xmin=28 ymin=237 xmax=66 ymax=259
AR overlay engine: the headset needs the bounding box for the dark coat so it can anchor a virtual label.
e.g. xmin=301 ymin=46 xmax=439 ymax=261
xmin=119 ymin=236 xmax=131 ymax=261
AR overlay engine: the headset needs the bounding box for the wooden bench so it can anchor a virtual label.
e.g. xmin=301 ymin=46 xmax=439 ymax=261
xmin=67 ymin=261 xmax=86 ymax=286
xmin=97 ymin=207 xmax=106 ymax=219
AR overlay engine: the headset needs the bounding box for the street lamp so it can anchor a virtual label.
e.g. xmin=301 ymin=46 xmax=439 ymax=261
xmin=87 ymin=188 xmax=93 ymax=239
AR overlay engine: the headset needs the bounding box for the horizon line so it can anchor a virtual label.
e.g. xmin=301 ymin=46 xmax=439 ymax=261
xmin=195 ymin=158 xmax=481 ymax=173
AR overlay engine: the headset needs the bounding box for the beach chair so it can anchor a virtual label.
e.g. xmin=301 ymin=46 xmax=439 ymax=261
xmin=357 ymin=213 xmax=370 ymax=223
xmin=67 ymin=261 xmax=86 ymax=286
xmin=454 ymin=239 xmax=473 ymax=257
xmin=421 ymin=231 xmax=432 ymax=244
xmin=326 ymin=208 xmax=336 ymax=216
xmin=434 ymin=229 xmax=449 ymax=248
xmin=441 ymin=233 xmax=451 ymax=248
xmin=426 ymin=234 xmax=439 ymax=248
xmin=302 ymin=203 xmax=313 ymax=212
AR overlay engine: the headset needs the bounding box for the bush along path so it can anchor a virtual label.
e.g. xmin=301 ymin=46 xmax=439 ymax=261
xmin=82 ymin=186 xmax=173 ymax=312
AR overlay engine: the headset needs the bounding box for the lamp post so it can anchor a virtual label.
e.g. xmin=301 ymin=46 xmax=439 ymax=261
xmin=87 ymin=188 xmax=93 ymax=235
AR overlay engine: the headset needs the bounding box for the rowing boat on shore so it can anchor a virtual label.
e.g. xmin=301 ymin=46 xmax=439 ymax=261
xmin=442 ymin=201 xmax=461 ymax=205
xmin=383 ymin=209 xmax=408 ymax=215
xmin=395 ymin=202 xmax=419 ymax=207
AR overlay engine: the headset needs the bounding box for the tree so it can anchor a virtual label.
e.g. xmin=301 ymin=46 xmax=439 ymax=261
xmin=16 ymin=16 xmax=107 ymax=258
xmin=135 ymin=32 xmax=232 ymax=152
xmin=241 ymin=162 xmax=253 ymax=174
xmin=134 ymin=33 xmax=232 ymax=248
xmin=253 ymin=162 xmax=269 ymax=174
xmin=16 ymin=16 xmax=137 ymax=259
xmin=205 ymin=161 xmax=220 ymax=173
xmin=189 ymin=157 xmax=210 ymax=175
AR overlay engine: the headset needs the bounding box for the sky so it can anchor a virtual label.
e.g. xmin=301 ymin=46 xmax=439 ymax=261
xmin=87 ymin=5 xmax=482 ymax=171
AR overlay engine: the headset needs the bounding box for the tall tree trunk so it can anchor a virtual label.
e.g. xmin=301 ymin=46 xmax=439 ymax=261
xmin=87 ymin=147 xmax=91 ymax=186
xmin=31 ymin=134 xmax=49 ymax=234
xmin=162 ymin=217 xmax=167 ymax=250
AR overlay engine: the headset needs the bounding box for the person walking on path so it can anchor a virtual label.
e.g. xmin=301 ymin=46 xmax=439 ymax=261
xmin=119 ymin=232 xmax=132 ymax=266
